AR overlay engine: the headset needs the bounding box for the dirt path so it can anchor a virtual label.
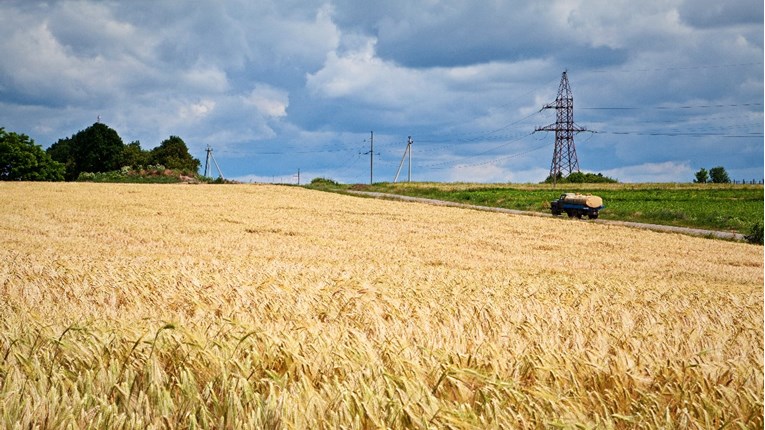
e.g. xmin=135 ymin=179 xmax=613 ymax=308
xmin=347 ymin=190 xmax=746 ymax=241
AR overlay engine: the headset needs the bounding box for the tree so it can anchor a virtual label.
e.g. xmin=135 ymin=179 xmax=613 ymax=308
xmin=45 ymin=135 xmax=76 ymax=179
xmin=47 ymin=122 xmax=124 ymax=180
xmin=149 ymin=136 xmax=200 ymax=172
xmin=693 ymin=168 xmax=708 ymax=183
xmin=709 ymin=166 xmax=730 ymax=184
xmin=122 ymin=140 xmax=150 ymax=168
xmin=0 ymin=128 xmax=64 ymax=181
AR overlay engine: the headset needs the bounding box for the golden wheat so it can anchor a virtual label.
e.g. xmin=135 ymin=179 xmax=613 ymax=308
xmin=0 ymin=182 xmax=762 ymax=429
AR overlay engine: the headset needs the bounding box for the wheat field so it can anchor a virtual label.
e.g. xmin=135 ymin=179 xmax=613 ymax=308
xmin=0 ymin=182 xmax=762 ymax=429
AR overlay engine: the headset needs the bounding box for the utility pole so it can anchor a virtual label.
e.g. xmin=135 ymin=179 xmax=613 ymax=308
xmin=534 ymin=71 xmax=587 ymax=186
xmin=407 ymin=136 xmax=412 ymax=182
xmin=394 ymin=136 xmax=413 ymax=183
xmin=360 ymin=131 xmax=378 ymax=184
xmin=369 ymin=131 xmax=374 ymax=184
xmin=204 ymin=146 xmax=211 ymax=177
xmin=203 ymin=145 xmax=224 ymax=179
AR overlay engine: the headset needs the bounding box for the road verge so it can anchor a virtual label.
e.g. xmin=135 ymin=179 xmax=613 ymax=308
xmin=347 ymin=190 xmax=745 ymax=241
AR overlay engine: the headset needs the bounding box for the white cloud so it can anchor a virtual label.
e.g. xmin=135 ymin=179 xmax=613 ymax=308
xmin=445 ymin=163 xmax=511 ymax=183
xmin=507 ymin=167 xmax=552 ymax=184
xmin=564 ymin=0 xmax=690 ymax=50
xmin=270 ymin=3 xmax=340 ymax=67
xmin=599 ymin=161 xmax=694 ymax=183
xmin=244 ymin=85 xmax=289 ymax=118
xmin=306 ymin=38 xmax=434 ymax=107
xmin=0 ymin=2 xmax=162 ymax=106
xmin=178 ymin=99 xmax=216 ymax=121
xmin=182 ymin=66 xmax=230 ymax=93
xmin=436 ymin=161 xmax=549 ymax=184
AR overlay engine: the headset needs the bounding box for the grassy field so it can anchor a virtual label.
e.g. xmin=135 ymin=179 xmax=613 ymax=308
xmin=1 ymin=182 xmax=762 ymax=428
xmin=344 ymin=182 xmax=764 ymax=234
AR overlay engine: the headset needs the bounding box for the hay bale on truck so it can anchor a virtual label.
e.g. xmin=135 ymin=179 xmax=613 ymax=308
xmin=550 ymin=193 xmax=604 ymax=219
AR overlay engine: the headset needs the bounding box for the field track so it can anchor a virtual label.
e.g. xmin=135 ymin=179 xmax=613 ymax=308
xmin=347 ymin=190 xmax=747 ymax=240
xmin=0 ymin=182 xmax=762 ymax=429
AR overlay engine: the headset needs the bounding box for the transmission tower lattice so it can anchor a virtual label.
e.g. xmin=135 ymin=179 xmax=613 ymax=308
xmin=535 ymin=71 xmax=587 ymax=184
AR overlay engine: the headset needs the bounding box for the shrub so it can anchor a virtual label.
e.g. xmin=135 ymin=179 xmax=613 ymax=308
xmin=744 ymin=222 xmax=763 ymax=245
xmin=543 ymin=172 xmax=618 ymax=184
xmin=76 ymin=166 xmax=191 ymax=183
xmin=310 ymin=177 xmax=339 ymax=186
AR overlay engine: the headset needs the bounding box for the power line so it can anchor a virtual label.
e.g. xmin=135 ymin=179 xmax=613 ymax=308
xmin=581 ymin=102 xmax=763 ymax=110
xmin=216 ymin=145 xmax=359 ymax=156
xmin=593 ymin=130 xmax=763 ymax=138
xmin=589 ymin=62 xmax=763 ymax=74
xmin=426 ymin=140 xmax=553 ymax=170
xmin=414 ymin=75 xmax=560 ymax=145
xmin=418 ymin=132 xmax=536 ymax=169
xmin=417 ymin=109 xmax=544 ymax=144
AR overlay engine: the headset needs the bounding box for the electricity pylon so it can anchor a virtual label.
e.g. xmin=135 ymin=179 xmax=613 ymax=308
xmin=535 ymin=71 xmax=587 ymax=186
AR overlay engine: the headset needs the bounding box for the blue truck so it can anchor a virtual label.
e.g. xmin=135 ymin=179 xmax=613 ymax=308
xmin=550 ymin=193 xmax=604 ymax=219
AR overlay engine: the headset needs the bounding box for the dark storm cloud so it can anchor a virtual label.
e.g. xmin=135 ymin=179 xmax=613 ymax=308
xmin=678 ymin=0 xmax=764 ymax=28
xmin=329 ymin=1 xmax=557 ymax=68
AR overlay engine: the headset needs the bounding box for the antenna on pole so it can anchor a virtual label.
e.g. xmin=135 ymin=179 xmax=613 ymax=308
xmin=534 ymin=70 xmax=588 ymax=186
xmin=393 ymin=136 xmax=413 ymax=183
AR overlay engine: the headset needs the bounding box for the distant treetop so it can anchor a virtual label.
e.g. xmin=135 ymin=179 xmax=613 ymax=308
xmin=0 ymin=127 xmax=65 ymax=181
xmin=47 ymin=122 xmax=124 ymax=181
xmin=543 ymin=172 xmax=618 ymax=184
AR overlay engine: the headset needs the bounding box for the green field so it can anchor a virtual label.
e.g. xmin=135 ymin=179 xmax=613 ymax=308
xmin=327 ymin=182 xmax=764 ymax=234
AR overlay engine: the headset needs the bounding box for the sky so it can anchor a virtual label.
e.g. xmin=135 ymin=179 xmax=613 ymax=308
xmin=0 ymin=0 xmax=762 ymax=184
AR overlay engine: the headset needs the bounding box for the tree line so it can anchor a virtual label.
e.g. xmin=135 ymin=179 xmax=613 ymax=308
xmin=693 ymin=167 xmax=731 ymax=184
xmin=0 ymin=123 xmax=200 ymax=181
xmin=543 ymin=172 xmax=619 ymax=184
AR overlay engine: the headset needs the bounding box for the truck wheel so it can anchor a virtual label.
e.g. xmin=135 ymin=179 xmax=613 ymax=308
xmin=575 ymin=213 xmax=583 ymax=219
xmin=566 ymin=210 xmax=574 ymax=218
xmin=588 ymin=213 xmax=599 ymax=220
